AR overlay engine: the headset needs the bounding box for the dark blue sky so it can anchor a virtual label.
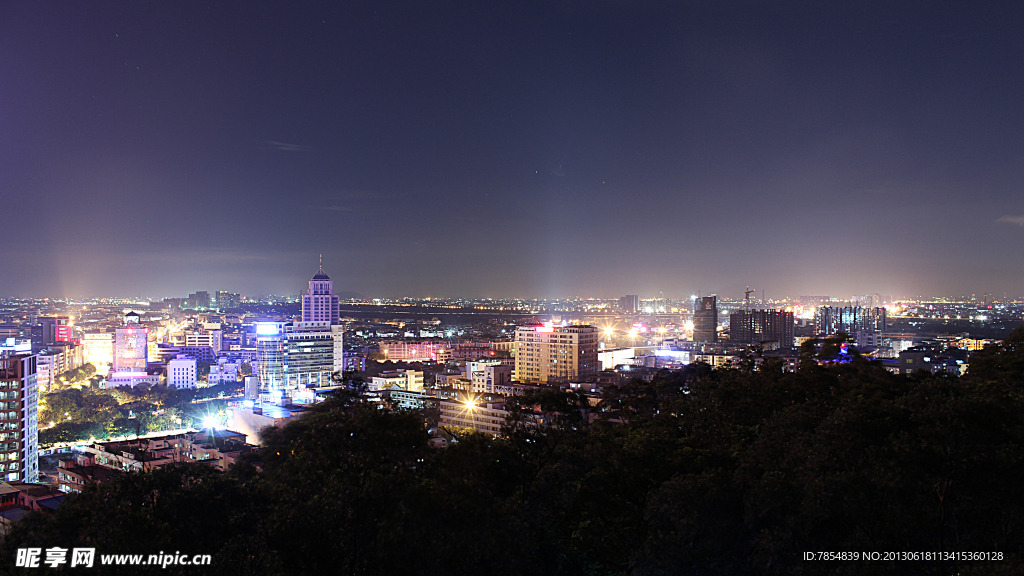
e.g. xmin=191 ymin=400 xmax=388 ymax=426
xmin=2 ymin=1 xmax=1023 ymax=299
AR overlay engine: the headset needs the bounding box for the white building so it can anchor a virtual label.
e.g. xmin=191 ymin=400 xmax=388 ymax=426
xmin=82 ymin=333 xmax=113 ymax=370
xmin=167 ymin=357 xmax=197 ymax=389
xmin=332 ymin=324 xmax=345 ymax=374
xmin=185 ymin=330 xmax=222 ymax=352
xmin=382 ymin=385 xmax=434 ymax=411
xmin=207 ymin=359 xmax=238 ymax=386
xmin=370 ymin=369 xmax=424 ymax=392
xmin=34 ymin=346 xmax=81 ymax=393
xmin=598 ymin=347 xmax=637 ymax=370
xmin=466 ymin=360 xmax=511 ymax=394
xmin=106 ymin=372 xmax=159 ymax=388
xmin=228 ymin=403 xmax=310 ymax=445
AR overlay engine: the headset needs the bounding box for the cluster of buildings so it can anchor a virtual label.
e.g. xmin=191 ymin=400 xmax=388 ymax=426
xmin=56 ymin=428 xmax=253 ymax=493
xmin=0 ymin=276 xmax=1013 ymax=529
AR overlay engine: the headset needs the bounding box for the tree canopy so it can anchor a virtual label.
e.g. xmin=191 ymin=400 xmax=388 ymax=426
xmin=5 ymin=330 xmax=1024 ymax=575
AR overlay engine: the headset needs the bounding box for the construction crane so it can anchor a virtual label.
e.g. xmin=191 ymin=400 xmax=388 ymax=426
xmin=744 ymin=286 xmax=756 ymax=313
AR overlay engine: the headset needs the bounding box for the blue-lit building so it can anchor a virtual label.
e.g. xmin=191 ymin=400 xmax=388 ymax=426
xmin=254 ymin=321 xmax=341 ymax=393
xmin=255 ymin=322 xmax=287 ymax=391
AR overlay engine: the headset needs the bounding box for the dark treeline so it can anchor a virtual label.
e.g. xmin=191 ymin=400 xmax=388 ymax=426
xmin=5 ymin=331 xmax=1024 ymax=575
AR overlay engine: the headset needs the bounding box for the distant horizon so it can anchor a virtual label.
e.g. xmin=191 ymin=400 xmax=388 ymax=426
xmin=1 ymin=290 xmax=1019 ymax=304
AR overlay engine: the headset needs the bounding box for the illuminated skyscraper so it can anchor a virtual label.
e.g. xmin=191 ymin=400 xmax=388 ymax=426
xmin=113 ymin=321 xmax=148 ymax=373
xmin=255 ymin=322 xmax=287 ymax=391
xmin=284 ymin=322 xmax=336 ymax=388
xmin=255 ymin=321 xmax=341 ymax=393
xmin=692 ymin=296 xmax=718 ymax=343
xmin=302 ymin=261 xmax=340 ymax=324
xmin=514 ymin=324 xmax=599 ymax=384
xmin=0 ymin=354 xmax=38 ymax=483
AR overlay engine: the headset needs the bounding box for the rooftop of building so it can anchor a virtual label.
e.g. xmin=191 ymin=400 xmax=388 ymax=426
xmin=0 ymin=508 xmax=30 ymax=522
xmin=57 ymin=461 xmax=126 ymax=482
xmin=254 ymin=403 xmax=310 ymax=419
xmin=3 ymin=482 xmax=63 ymax=499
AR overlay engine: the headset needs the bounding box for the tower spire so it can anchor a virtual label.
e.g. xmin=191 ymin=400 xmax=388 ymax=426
xmin=319 ymin=253 xmax=323 ymax=273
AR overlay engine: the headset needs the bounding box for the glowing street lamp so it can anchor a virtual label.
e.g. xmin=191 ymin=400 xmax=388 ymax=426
xmin=463 ymin=398 xmax=478 ymax=432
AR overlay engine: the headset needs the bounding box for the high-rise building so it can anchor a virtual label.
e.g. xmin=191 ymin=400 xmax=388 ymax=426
xmin=0 ymin=353 xmax=39 ymax=483
xmin=214 ymin=291 xmax=241 ymax=310
xmin=113 ymin=325 xmax=148 ymax=373
xmin=730 ymin=309 xmax=794 ymax=347
xmin=619 ymin=295 xmax=640 ymax=314
xmin=255 ymin=322 xmax=287 ymax=391
xmin=186 ymin=291 xmax=211 ymax=310
xmin=814 ymin=306 xmax=887 ymax=336
xmin=255 ymin=321 xmax=340 ymax=392
xmin=692 ymin=296 xmax=718 ymax=343
xmin=38 ymin=317 xmax=72 ymax=347
xmin=284 ymin=322 xmax=336 ymax=388
xmin=332 ymin=325 xmax=345 ymax=376
xmin=514 ymin=324 xmax=599 ymax=384
xmin=301 ymin=263 xmax=340 ymax=324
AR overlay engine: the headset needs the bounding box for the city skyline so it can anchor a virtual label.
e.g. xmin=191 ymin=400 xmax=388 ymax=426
xmin=3 ymin=2 xmax=1023 ymax=298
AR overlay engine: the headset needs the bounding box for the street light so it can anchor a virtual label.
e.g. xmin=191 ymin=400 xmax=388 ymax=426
xmin=463 ymin=398 xmax=478 ymax=432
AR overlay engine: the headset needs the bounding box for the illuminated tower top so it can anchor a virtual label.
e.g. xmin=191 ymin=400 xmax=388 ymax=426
xmin=302 ymin=256 xmax=340 ymax=324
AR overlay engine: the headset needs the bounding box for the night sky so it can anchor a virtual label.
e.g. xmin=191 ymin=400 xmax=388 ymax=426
xmin=3 ymin=2 xmax=1023 ymax=300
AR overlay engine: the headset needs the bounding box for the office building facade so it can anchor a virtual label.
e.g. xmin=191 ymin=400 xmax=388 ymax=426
xmin=167 ymin=357 xmax=198 ymax=389
xmin=284 ymin=322 xmax=336 ymax=388
xmin=256 ymin=321 xmax=340 ymax=392
xmin=255 ymin=322 xmax=287 ymax=391
xmin=514 ymin=324 xmax=599 ymax=384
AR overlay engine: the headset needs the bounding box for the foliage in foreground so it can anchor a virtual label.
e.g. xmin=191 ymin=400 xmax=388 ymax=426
xmin=6 ymin=331 xmax=1024 ymax=575
xmin=38 ymin=382 xmax=242 ymax=446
